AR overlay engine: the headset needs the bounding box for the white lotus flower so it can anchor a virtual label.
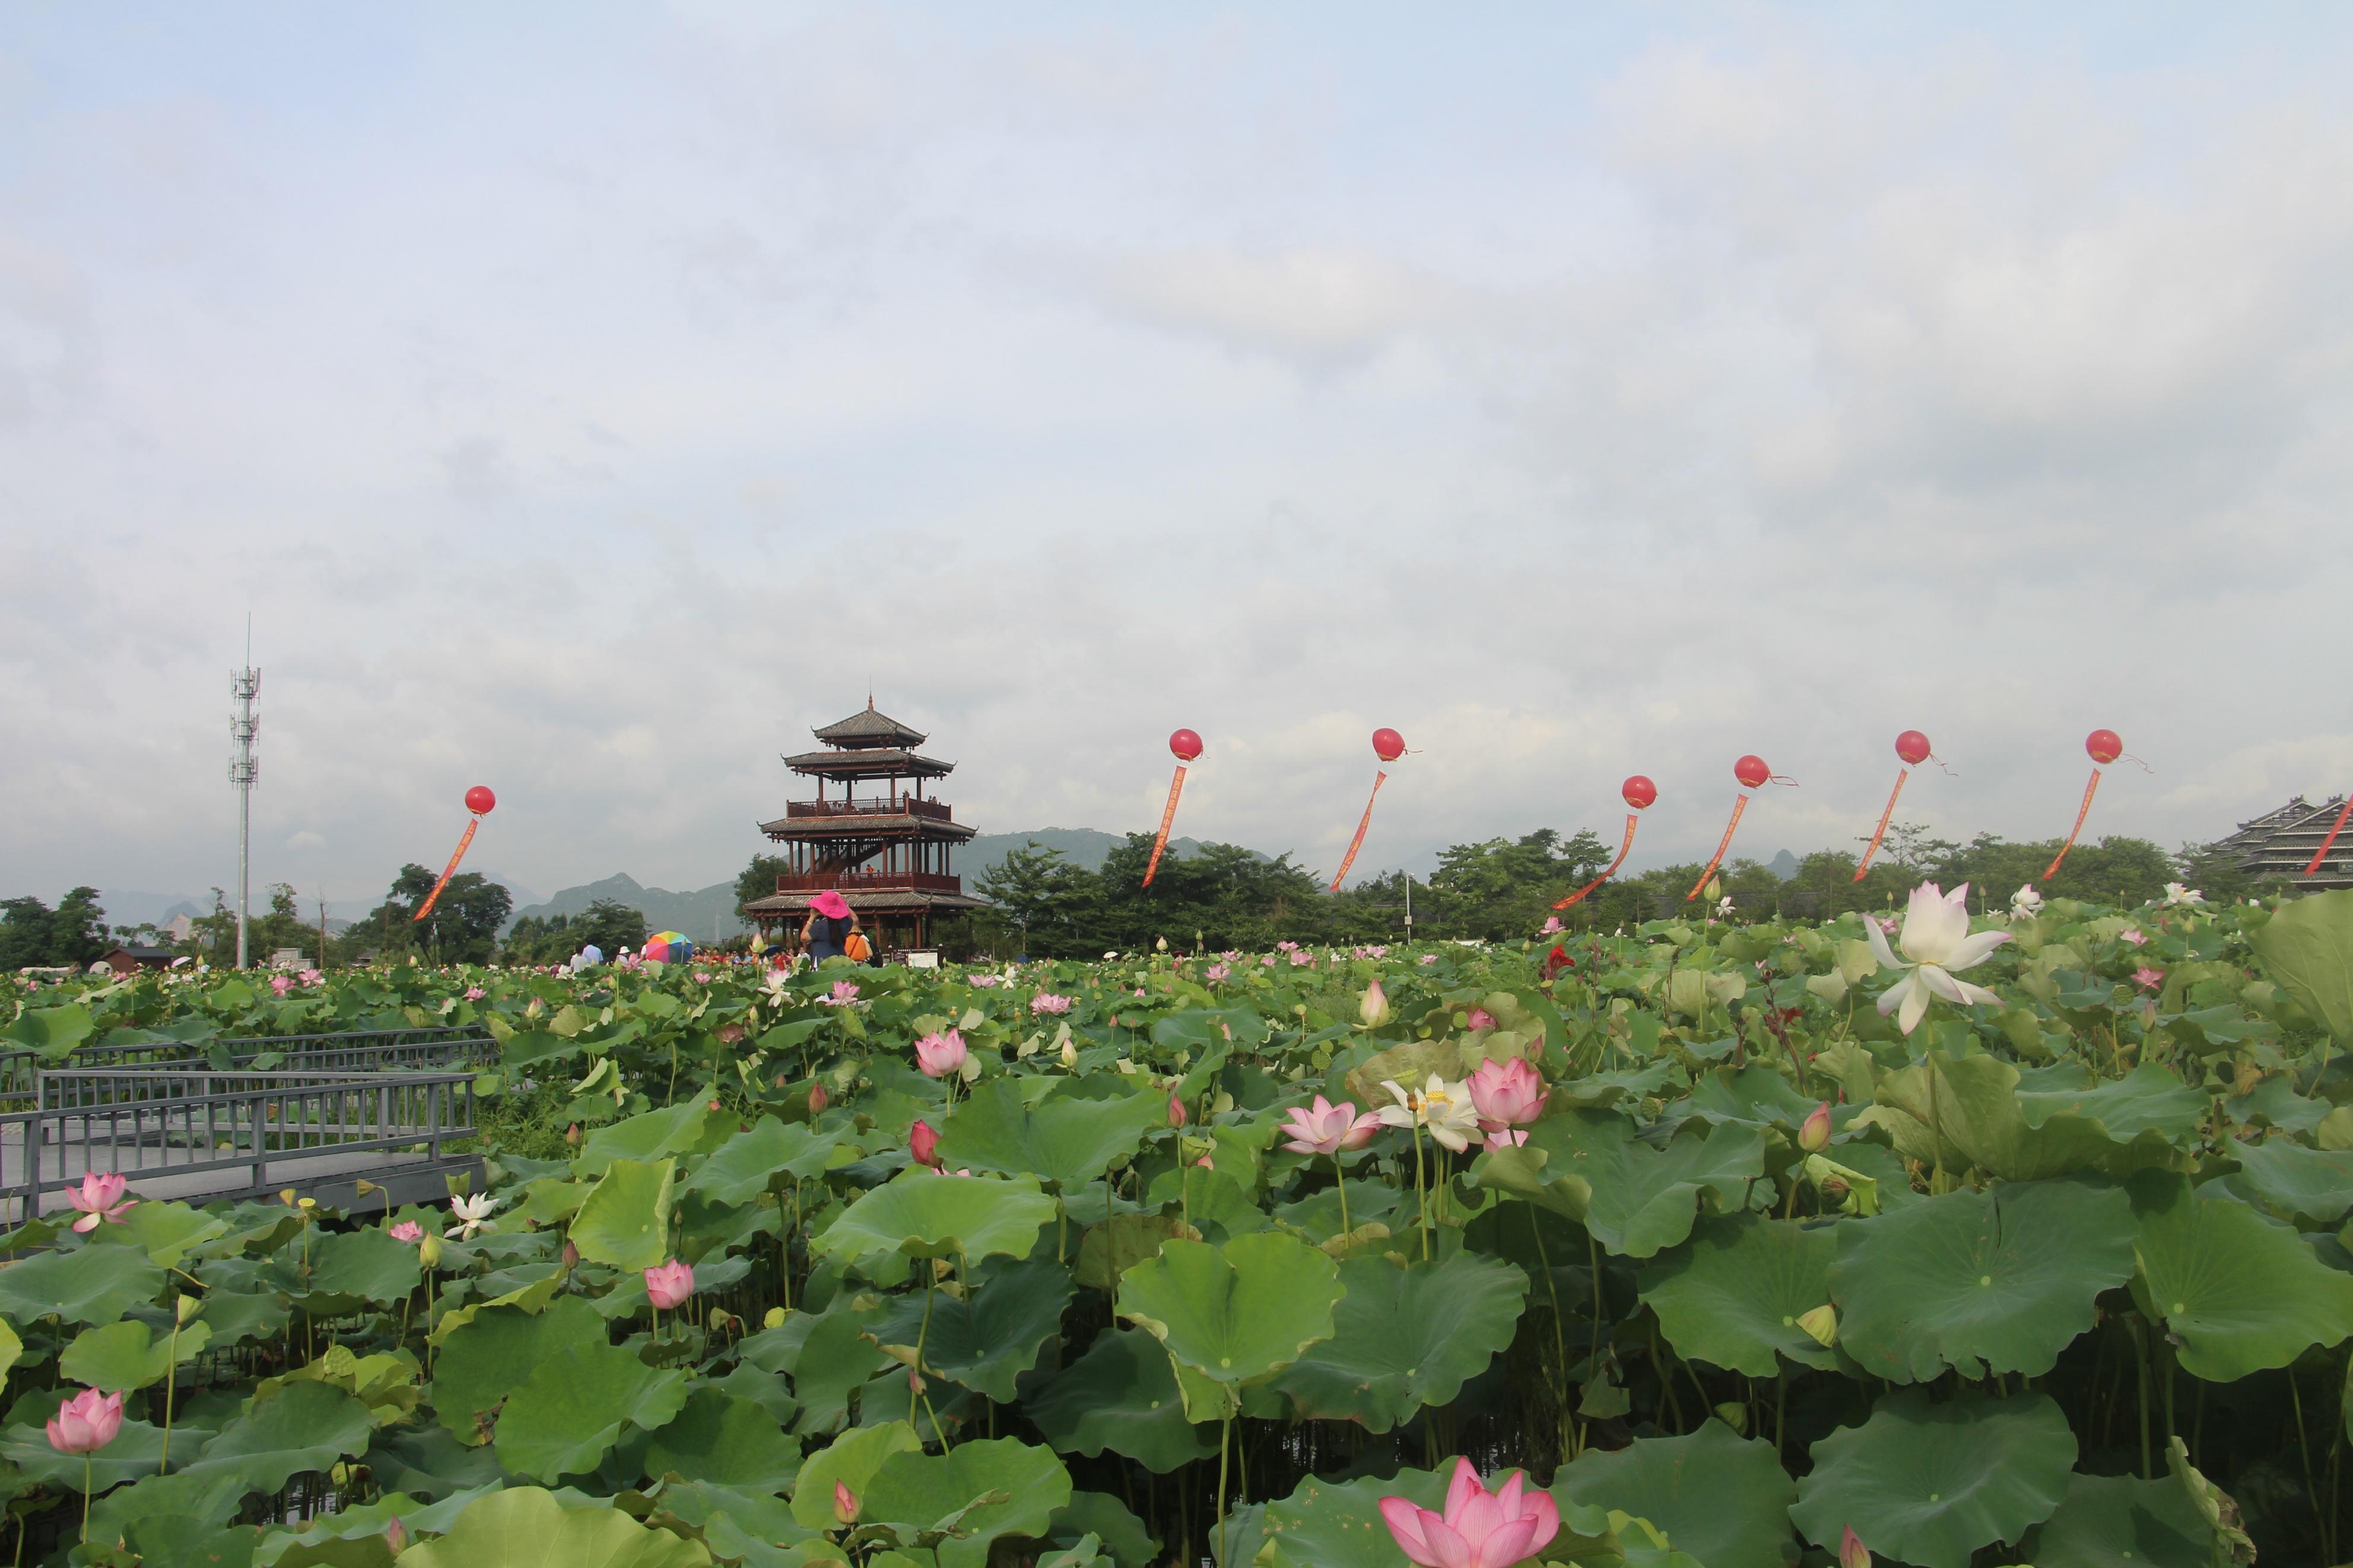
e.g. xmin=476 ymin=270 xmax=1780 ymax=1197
xmin=2008 ymin=885 xmax=2044 ymax=921
xmin=1376 ymin=1073 xmax=1482 ymax=1153
xmin=2164 ymin=882 xmax=2205 ymax=908
xmin=449 ymin=1192 xmax=500 ymax=1241
xmin=1862 ymin=883 xmax=2011 ymax=1035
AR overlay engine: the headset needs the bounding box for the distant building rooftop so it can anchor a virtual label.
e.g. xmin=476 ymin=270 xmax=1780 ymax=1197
xmin=2215 ymin=796 xmax=2353 ymax=892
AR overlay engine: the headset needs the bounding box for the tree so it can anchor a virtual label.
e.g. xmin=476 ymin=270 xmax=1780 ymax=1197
xmin=343 ymin=864 xmax=513 ymax=966
xmin=0 ymin=897 xmax=53 ymax=971
xmin=974 ymin=842 xmax=1100 ymax=958
xmin=49 ymin=888 xmax=109 ymax=968
xmin=736 ymin=854 xmax=791 ymax=917
xmin=503 ymin=899 xmax=646 ymax=965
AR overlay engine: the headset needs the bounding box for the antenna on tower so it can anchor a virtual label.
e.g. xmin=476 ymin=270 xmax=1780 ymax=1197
xmin=230 ymin=615 xmax=260 ymax=970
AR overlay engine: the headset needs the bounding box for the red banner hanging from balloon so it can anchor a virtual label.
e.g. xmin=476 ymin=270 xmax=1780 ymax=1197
xmin=2042 ymin=731 xmax=2138 ymax=882
xmin=1852 ymin=769 xmax=1909 ymax=882
xmin=1330 ymin=771 xmax=1387 ymax=893
xmin=1685 ymin=794 xmax=1751 ymax=902
xmin=1556 ymin=814 xmax=1639 ymax=909
xmin=1143 ymin=766 xmax=1188 ymax=887
xmin=414 ymin=786 xmax=496 ymax=923
xmin=2041 ymin=769 xmax=2102 ymax=881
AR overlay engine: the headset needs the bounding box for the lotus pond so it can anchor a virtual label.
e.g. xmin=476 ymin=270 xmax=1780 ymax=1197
xmin=5 ymin=882 xmax=2353 ymax=1567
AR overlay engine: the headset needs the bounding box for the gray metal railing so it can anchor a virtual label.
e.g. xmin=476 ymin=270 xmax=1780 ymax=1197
xmin=2 ymin=1067 xmax=478 ymax=1225
xmin=0 ymin=1028 xmax=494 ymax=1111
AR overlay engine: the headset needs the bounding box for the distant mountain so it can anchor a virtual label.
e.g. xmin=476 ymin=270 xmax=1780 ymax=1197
xmin=1767 ymin=850 xmax=1800 ymax=880
xmin=504 ymin=874 xmax=745 ymax=942
xmin=99 ymin=890 xmax=208 ymax=927
xmin=963 ymin=828 xmax=1227 ymax=880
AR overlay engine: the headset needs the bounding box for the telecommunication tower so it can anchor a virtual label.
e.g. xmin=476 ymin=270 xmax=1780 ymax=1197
xmin=230 ymin=628 xmax=260 ymax=970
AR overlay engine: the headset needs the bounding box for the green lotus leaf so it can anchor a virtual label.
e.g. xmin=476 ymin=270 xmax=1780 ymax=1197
xmin=1075 ymin=1213 xmax=1198 ymax=1292
xmin=396 ymin=1484 xmax=713 ymax=1568
xmin=935 ymin=1079 xmax=1168 ymax=1191
xmin=199 ymin=1286 xmax=293 ymax=1347
xmin=111 ymin=1200 xmax=231 ymax=1268
xmin=778 ymin=1296 xmax=893 ymax=1435
xmin=190 ymin=1382 xmax=374 ymax=1494
xmin=871 ymin=1256 xmax=1073 ymax=1401
xmin=1271 ymin=1251 xmax=1526 ymax=1431
xmin=432 ymin=1295 xmax=609 ymax=1443
xmin=817 ymin=1170 xmax=1059 ymax=1268
xmin=1866 ymin=1052 xmax=2180 ymax=1182
xmin=1637 ymin=1215 xmax=1838 ymax=1378
xmin=861 ymin=1436 xmax=1072 ymax=1568
xmin=2014 ymin=1064 xmax=2208 ymax=1144
xmin=59 ymin=1317 xmax=212 ymax=1394
xmin=1685 ymin=1065 xmax=1822 ymax=1131
xmin=790 ymin=1419 xmax=923 ymax=1531
xmin=569 ymin=1157 xmax=678 ymax=1273
xmin=684 ymin=1117 xmax=840 ymax=1206
xmin=0 ymin=1239 xmax=163 ymax=1326
xmin=2129 ymin=1172 xmax=2353 ymax=1381
xmin=1052 ymin=1490 xmax=1160 ymax=1568
xmin=1115 ymin=1233 xmax=1341 ymax=1413
xmin=0 ymin=1411 xmax=214 ymax=1490
xmin=1830 ymin=1178 xmax=2135 ymax=1382
xmin=2014 ymin=1471 xmax=2217 ymax=1568
xmin=301 ymin=1226 xmax=424 ymax=1309
xmin=4 ymin=1001 xmax=91 ymax=1058
xmin=88 ymin=1468 xmax=250 ymax=1544
xmin=640 ymin=1386 xmax=802 ymax=1495
xmin=0 ymin=1319 xmax=19 ymax=1385
xmin=2250 ymin=888 xmax=2353 ymax=1041
xmin=1550 ymin=1420 xmax=1796 ymax=1568
xmin=1257 ymin=1465 xmax=1453 ymax=1568
xmin=1025 ymin=1327 xmax=1220 ymax=1471
xmin=1482 ymin=1111 xmax=1763 ymax=1258
xmin=2215 ymin=1137 xmax=2353 ymax=1224
xmin=577 ymin=1101 xmax=723 ymax=1177
xmin=493 ymin=1341 xmax=692 ymax=1482
xmin=1789 ymin=1388 xmax=2076 ymax=1568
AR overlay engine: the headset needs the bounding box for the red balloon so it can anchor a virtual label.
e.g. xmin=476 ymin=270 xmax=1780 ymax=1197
xmin=1372 ymin=728 xmax=1406 ymax=762
xmin=464 ymin=785 xmax=497 ymax=816
xmin=1169 ymin=729 xmax=1203 ymax=762
xmin=1895 ymin=730 xmax=1932 ymax=766
xmin=1622 ymin=775 xmax=1658 ymax=810
xmin=1734 ymin=755 xmax=1771 ymax=790
xmin=2086 ymin=729 xmax=2123 ymax=765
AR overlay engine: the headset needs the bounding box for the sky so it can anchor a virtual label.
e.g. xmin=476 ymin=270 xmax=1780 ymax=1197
xmin=5 ymin=3 xmax=2352 ymax=915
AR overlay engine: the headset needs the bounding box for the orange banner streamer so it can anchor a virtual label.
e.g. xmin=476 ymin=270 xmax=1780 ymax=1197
xmin=1555 ymin=813 xmax=1640 ymax=909
xmin=2041 ymin=768 xmax=2103 ymax=881
xmin=414 ymin=817 xmax=481 ymax=922
xmin=2305 ymin=794 xmax=2353 ymax=876
xmin=1852 ymin=768 xmax=1911 ymax=882
xmin=1684 ymin=793 xmax=1751 ymax=902
xmin=1329 ymin=771 xmax=1388 ymax=893
xmin=1142 ymin=765 xmax=1188 ymax=887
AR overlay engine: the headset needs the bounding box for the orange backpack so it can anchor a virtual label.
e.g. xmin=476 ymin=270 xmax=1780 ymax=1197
xmin=844 ymin=931 xmax=872 ymax=962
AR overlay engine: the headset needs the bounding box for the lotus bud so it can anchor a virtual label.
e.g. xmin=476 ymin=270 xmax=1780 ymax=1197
xmin=1060 ymin=1037 xmax=1078 ymax=1068
xmin=561 ymin=1239 xmax=580 ymax=1270
xmin=1796 ymin=1305 xmax=1838 ymax=1348
xmin=1155 ymin=937 xmax=1168 ymax=953
xmin=385 ymin=1518 xmax=408 ymax=1555
xmin=833 ymin=1480 xmax=859 ymax=1526
xmin=1167 ymin=1093 xmax=1189 ymax=1128
xmin=176 ymin=1293 xmax=202 ymax=1326
xmin=1712 ymin=1400 xmax=1748 ymax=1435
xmin=1359 ymin=979 xmax=1391 ymax=1028
xmin=1838 ymin=1525 xmax=1871 ymax=1568
xmin=418 ymin=1230 xmax=444 ymax=1270
xmin=1799 ymin=1101 xmax=1833 ymax=1153
xmin=764 ymin=1306 xmax=787 ymax=1329
xmin=909 ymin=1118 xmax=941 ymax=1169
xmin=564 ymin=1122 xmax=582 ymax=1147
xmin=1704 ymin=876 xmax=1722 ymax=905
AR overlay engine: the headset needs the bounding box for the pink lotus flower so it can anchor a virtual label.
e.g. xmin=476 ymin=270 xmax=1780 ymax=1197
xmin=1279 ymin=1096 xmax=1381 ymax=1156
xmin=824 ymin=980 xmax=860 ymax=1006
xmin=2133 ymin=966 xmax=2165 ymax=991
xmin=1465 ymin=1007 xmax=1497 ymax=1032
xmin=66 ymin=1172 xmax=135 ymax=1233
xmin=45 ymin=1388 xmax=123 ymax=1455
xmin=1290 ymin=950 xmax=1314 ymax=968
xmin=1206 ymin=963 xmax=1231 ymax=981
xmin=1030 ymin=993 xmax=1073 ymax=1015
xmin=1799 ymin=1102 xmax=1833 ymax=1153
xmin=2120 ymin=928 xmax=2148 ymax=947
xmin=1380 ymin=1457 xmax=1559 ymax=1568
xmin=694 ymin=972 xmax=712 ymax=984
xmin=1467 ymin=1058 xmax=1545 ymax=1131
xmin=1420 ymin=954 xmax=1439 ymax=966
xmin=970 ymin=975 xmax=1001 ymax=988
xmin=1540 ymin=917 xmax=1563 ymax=935
xmin=644 ymin=1259 xmax=696 ymax=1310
xmin=1483 ymin=1128 xmax=1529 ymax=1150
xmin=299 ymin=969 xmax=323 ymax=985
xmin=1167 ymin=1093 xmax=1189 ymax=1128
xmin=909 ymin=1118 xmax=941 ymax=1168
xmin=464 ymin=986 xmax=486 ymax=1001
xmin=1260 ymin=955 xmax=1277 ymax=967
xmin=388 ymin=1221 xmax=425 ymax=1243
xmin=270 ymin=974 xmax=293 ymax=997
xmin=915 ymin=1029 xmax=968 ymax=1079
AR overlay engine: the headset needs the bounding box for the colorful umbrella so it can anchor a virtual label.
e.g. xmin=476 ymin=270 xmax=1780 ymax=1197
xmin=642 ymin=931 xmax=694 ymax=965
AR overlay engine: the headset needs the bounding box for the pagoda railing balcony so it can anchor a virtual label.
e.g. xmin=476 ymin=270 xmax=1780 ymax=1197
xmin=785 ymin=797 xmax=953 ymax=823
xmin=776 ymin=870 xmax=963 ymax=895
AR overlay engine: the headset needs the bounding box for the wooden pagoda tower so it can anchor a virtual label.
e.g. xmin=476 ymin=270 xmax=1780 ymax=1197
xmin=741 ymin=701 xmax=987 ymax=954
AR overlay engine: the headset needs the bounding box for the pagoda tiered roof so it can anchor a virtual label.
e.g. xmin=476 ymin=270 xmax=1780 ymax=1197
xmin=2216 ymin=796 xmax=2353 ymax=890
xmin=782 ymin=746 xmax=955 ymax=779
xmin=812 ymin=704 xmax=928 ymax=749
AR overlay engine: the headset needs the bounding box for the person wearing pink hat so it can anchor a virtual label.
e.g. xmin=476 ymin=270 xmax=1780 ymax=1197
xmin=801 ymin=889 xmax=863 ymax=963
